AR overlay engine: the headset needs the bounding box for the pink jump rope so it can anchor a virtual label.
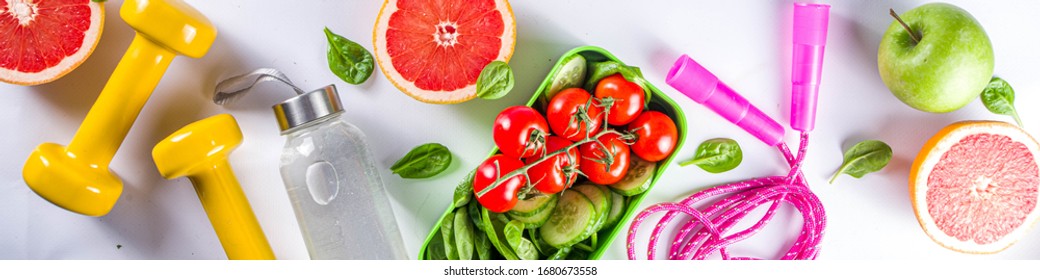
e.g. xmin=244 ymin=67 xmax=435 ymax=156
xmin=627 ymin=3 xmax=830 ymax=260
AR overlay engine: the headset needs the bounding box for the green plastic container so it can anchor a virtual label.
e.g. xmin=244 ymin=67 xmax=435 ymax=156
xmin=418 ymin=46 xmax=687 ymax=260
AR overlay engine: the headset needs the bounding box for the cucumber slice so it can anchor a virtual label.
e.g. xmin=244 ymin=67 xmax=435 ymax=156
xmin=508 ymin=193 xmax=557 ymax=217
xmin=602 ymin=190 xmax=626 ymax=230
xmin=546 ymin=53 xmax=587 ymax=99
xmin=573 ymin=184 xmax=611 ymax=233
xmin=508 ymin=197 xmax=557 ymax=228
xmin=540 ymin=190 xmax=597 ymax=248
xmin=609 ymin=156 xmax=657 ymax=196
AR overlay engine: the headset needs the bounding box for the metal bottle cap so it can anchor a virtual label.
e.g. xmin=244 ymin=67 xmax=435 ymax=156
xmin=273 ymin=84 xmax=343 ymax=134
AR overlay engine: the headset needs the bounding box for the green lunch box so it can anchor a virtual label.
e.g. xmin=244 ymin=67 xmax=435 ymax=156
xmin=418 ymin=45 xmax=688 ymax=260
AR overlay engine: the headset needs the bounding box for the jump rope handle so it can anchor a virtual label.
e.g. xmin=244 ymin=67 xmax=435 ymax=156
xmin=791 ymin=3 xmax=830 ymax=132
xmin=666 ymin=55 xmax=785 ymax=146
xmin=665 ymin=3 xmax=829 ymax=143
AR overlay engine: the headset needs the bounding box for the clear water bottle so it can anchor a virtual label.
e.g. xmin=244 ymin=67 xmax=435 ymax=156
xmin=274 ymin=85 xmax=408 ymax=260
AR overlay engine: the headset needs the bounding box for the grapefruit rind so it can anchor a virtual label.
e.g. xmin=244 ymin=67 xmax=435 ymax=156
xmin=373 ymin=0 xmax=516 ymax=104
xmin=910 ymin=121 xmax=1040 ymax=254
xmin=0 ymin=1 xmax=104 ymax=86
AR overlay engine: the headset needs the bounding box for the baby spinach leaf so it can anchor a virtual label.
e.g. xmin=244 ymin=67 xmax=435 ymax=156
xmin=426 ymin=230 xmax=447 ymax=260
xmin=476 ymin=61 xmax=514 ymax=100
xmin=981 ymin=77 xmax=1023 ymax=127
xmin=440 ymin=210 xmax=458 ymax=260
xmin=504 ymin=220 xmax=538 ymax=260
xmin=453 ymin=208 xmax=475 ymax=260
xmin=474 ymin=227 xmax=492 ymax=260
xmin=391 ymin=143 xmax=452 ymax=179
xmin=324 ymin=27 xmax=374 ymax=85
xmin=680 ymin=138 xmax=743 ymax=173
xmin=453 ymin=170 xmax=476 ymax=208
xmin=830 ymin=140 xmax=893 ymax=184
xmin=583 ymin=61 xmax=650 ymax=102
xmin=481 ymin=208 xmax=518 ymax=260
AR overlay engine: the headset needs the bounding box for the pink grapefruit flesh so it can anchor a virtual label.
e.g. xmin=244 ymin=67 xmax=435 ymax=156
xmin=374 ymin=0 xmax=516 ymax=104
xmin=911 ymin=121 xmax=1040 ymax=254
xmin=0 ymin=0 xmax=104 ymax=86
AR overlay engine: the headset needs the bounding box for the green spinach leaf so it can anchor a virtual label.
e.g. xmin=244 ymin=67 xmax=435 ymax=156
xmin=453 ymin=170 xmax=476 ymax=208
xmin=504 ymin=220 xmax=538 ymax=260
xmin=679 ymin=138 xmax=742 ymax=173
xmin=981 ymin=77 xmax=1023 ymax=127
xmin=453 ymin=208 xmax=475 ymax=260
xmin=324 ymin=27 xmax=374 ymax=85
xmin=426 ymin=230 xmax=447 ymax=260
xmin=583 ymin=61 xmax=650 ymax=102
xmin=474 ymin=226 xmax=492 ymax=260
xmin=391 ymin=143 xmax=452 ymax=179
xmin=476 ymin=61 xmax=514 ymax=100
xmin=830 ymin=140 xmax=893 ymax=184
xmin=440 ymin=210 xmax=458 ymax=260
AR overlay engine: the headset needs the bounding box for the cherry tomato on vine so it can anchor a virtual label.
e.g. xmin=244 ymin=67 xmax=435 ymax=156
xmin=579 ymin=133 xmax=631 ymax=185
xmin=493 ymin=106 xmax=549 ymax=159
xmin=473 ymin=155 xmax=527 ymax=213
xmin=595 ymin=73 xmax=645 ymax=126
xmin=626 ymin=111 xmax=678 ymax=162
xmin=546 ymin=88 xmax=604 ymax=142
xmin=525 ymin=136 xmax=579 ymax=194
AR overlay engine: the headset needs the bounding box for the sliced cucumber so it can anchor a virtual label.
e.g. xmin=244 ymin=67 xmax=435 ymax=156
xmin=540 ymin=190 xmax=597 ymax=248
xmin=602 ymin=190 xmax=626 ymax=230
xmin=508 ymin=197 xmax=557 ymax=229
xmin=609 ymin=156 xmax=657 ymax=196
xmin=573 ymin=184 xmax=611 ymax=233
xmin=508 ymin=193 xmax=557 ymax=217
xmin=546 ymin=53 xmax=587 ymax=100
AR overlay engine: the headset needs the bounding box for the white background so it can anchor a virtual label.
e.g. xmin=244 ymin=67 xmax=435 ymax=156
xmin=3 ymin=0 xmax=1040 ymax=260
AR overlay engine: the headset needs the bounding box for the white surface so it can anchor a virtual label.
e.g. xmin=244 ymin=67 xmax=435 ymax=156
xmin=3 ymin=0 xmax=1040 ymax=260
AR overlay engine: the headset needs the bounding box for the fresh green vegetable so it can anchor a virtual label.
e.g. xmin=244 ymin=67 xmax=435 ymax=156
xmin=546 ymin=53 xmax=587 ymax=99
xmin=453 ymin=170 xmax=476 ymax=207
xmin=324 ymin=27 xmax=374 ymax=85
xmin=481 ymin=208 xmax=519 ymax=260
xmin=468 ymin=200 xmax=485 ymax=231
xmin=427 ymin=230 xmax=447 ymax=260
xmin=507 ymin=193 xmax=557 ymax=217
xmin=540 ymin=190 xmax=597 ymax=248
xmin=504 ymin=220 xmax=539 ymax=260
xmin=680 ymin=138 xmax=742 ymax=173
xmin=453 ymin=208 xmax=475 ymax=260
xmin=474 ymin=226 xmax=492 ymax=260
xmin=830 ymin=140 xmax=893 ymax=184
xmin=602 ymin=190 xmax=626 ymax=230
xmin=573 ymin=184 xmax=611 ymax=233
xmin=981 ymin=77 xmax=1023 ymax=127
xmin=440 ymin=210 xmax=458 ymax=260
xmin=608 ymin=156 xmax=656 ymax=196
xmin=547 ymin=246 xmax=572 ymax=260
xmin=583 ymin=61 xmax=650 ymax=101
xmin=476 ymin=61 xmax=515 ymax=100
xmin=390 ymin=143 xmax=452 ymax=179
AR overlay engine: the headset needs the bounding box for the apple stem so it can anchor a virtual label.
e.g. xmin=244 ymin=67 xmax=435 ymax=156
xmin=889 ymin=9 xmax=921 ymax=44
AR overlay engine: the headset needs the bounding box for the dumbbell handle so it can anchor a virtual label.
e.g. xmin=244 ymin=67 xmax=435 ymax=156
xmin=188 ymin=161 xmax=275 ymax=260
xmin=66 ymin=35 xmax=175 ymax=165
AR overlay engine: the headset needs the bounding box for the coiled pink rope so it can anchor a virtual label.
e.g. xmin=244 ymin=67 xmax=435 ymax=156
xmin=627 ymin=132 xmax=825 ymax=260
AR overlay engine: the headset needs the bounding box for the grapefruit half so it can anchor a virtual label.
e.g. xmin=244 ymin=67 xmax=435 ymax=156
xmin=1 ymin=0 xmax=104 ymax=85
xmin=373 ymin=0 xmax=516 ymax=104
xmin=910 ymin=121 xmax=1040 ymax=254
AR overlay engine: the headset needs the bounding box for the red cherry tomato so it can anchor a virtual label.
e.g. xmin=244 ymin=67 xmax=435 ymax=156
xmin=493 ymin=106 xmax=549 ymax=159
xmin=525 ymin=136 xmax=579 ymax=194
xmin=546 ymin=88 xmax=604 ymax=142
xmin=595 ymin=74 xmax=645 ymax=126
xmin=627 ymin=111 xmax=678 ymax=162
xmin=473 ymin=155 xmax=527 ymax=213
xmin=579 ymin=133 xmax=631 ymax=185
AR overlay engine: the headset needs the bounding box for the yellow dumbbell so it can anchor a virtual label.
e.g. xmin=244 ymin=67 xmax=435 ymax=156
xmin=22 ymin=0 xmax=217 ymax=216
xmin=152 ymin=114 xmax=275 ymax=260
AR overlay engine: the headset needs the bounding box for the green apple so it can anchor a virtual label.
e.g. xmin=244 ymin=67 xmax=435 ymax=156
xmin=878 ymin=3 xmax=994 ymax=113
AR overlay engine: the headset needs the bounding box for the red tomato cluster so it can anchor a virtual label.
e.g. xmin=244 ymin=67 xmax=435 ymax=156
xmin=475 ymin=74 xmax=678 ymax=212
